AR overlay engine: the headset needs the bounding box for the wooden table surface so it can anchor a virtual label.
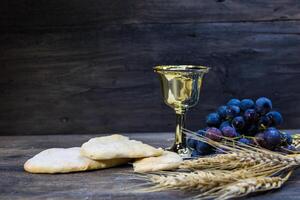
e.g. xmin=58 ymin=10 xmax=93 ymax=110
xmin=1 ymin=131 xmax=300 ymax=200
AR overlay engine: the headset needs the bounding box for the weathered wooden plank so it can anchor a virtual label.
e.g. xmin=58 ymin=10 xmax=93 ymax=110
xmin=0 ymin=21 xmax=300 ymax=135
xmin=0 ymin=132 xmax=300 ymax=200
xmin=1 ymin=0 xmax=300 ymax=31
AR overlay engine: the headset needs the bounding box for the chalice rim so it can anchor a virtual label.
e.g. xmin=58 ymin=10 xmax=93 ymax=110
xmin=153 ymin=65 xmax=210 ymax=74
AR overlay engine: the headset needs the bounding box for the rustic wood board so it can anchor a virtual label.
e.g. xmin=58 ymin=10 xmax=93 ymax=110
xmin=1 ymin=131 xmax=300 ymax=200
xmin=0 ymin=1 xmax=300 ymax=135
xmin=1 ymin=0 xmax=300 ymax=27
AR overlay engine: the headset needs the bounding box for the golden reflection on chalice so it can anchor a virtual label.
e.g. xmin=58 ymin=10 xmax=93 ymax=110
xmin=154 ymin=65 xmax=210 ymax=157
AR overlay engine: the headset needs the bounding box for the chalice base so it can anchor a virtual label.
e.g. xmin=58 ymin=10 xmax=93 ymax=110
xmin=166 ymin=143 xmax=191 ymax=158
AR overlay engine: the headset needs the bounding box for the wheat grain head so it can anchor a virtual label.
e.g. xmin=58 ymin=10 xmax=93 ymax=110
xmin=198 ymin=170 xmax=293 ymax=200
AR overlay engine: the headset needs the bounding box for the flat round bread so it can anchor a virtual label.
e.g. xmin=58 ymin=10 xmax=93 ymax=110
xmin=81 ymin=134 xmax=163 ymax=160
xmin=133 ymin=151 xmax=183 ymax=173
xmin=24 ymin=147 xmax=130 ymax=174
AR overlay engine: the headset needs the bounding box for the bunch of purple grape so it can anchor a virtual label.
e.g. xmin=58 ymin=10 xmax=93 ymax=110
xmin=188 ymin=97 xmax=295 ymax=157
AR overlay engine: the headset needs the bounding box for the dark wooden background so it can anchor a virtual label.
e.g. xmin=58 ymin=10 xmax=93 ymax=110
xmin=0 ymin=0 xmax=300 ymax=135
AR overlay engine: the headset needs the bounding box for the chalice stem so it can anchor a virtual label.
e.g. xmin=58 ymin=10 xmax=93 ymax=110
xmin=175 ymin=112 xmax=186 ymax=148
xmin=168 ymin=112 xmax=187 ymax=153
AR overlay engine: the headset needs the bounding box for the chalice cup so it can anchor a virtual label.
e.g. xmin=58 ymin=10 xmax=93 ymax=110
xmin=154 ymin=65 xmax=210 ymax=157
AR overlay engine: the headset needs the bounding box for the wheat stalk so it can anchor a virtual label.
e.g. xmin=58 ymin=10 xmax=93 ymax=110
xmin=145 ymin=163 xmax=286 ymax=194
xmin=140 ymin=129 xmax=299 ymax=199
xmin=196 ymin=170 xmax=292 ymax=200
xmin=147 ymin=171 xmax=229 ymax=193
xmin=180 ymin=151 xmax=298 ymax=171
xmin=181 ymin=152 xmax=268 ymax=170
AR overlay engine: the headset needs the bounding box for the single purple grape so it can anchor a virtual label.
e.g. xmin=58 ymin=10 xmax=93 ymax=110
xmin=266 ymin=111 xmax=283 ymax=127
xmin=226 ymin=105 xmax=240 ymax=120
xmin=232 ymin=116 xmax=245 ymax=131
xmin=256 ymin=97 xmax=272 ymax=115
xmin=227 ymin=98 xmax=241 ymax=107
xmin=221 ymin=126 xmax=238 ymax=138
xmin=240 ymin=99 xmax=255 ymax=111
xmin=206 ymin=112 xmax=221 ymax=127
xmin=264 ymin=127 xmax=281 ymax=149
xmin=205 ymin=127 xmax=223 ymax=142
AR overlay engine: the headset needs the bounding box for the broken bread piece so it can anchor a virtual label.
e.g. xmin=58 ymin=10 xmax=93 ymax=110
xmin=133 ymin=151 xmax=182 ymax=173
xmin=81 ymin=134 xmax=163 ymax=160
xmin=24 ymin=147 xmax=130 ymax=174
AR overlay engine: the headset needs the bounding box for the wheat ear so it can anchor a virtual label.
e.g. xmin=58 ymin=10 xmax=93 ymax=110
xmin=146 ymin=163 xmax=286 ymax=194
xmin=196 ymin=170 xmax=292 ymax=200
xmin=181 ymin=152 xmax=269 ymax=170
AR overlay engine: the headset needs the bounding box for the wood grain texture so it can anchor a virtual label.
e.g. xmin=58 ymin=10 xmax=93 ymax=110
xmin=1 ymin=0 xmax=300 ymax=29
xmin=1 ymin=132 xmax=300 ymax=200
xmin=0 ymin=1 xmax=300 ymax=135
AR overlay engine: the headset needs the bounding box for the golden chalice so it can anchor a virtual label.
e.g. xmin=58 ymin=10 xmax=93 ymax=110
xmin=154 ymin=65 xmax=210 ymax=157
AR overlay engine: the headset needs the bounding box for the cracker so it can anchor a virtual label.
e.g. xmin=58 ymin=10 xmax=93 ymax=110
xmin=81 ymin=134 xmax=163 ymax=160
xmin=133 ymin=151 xmax=182 ymax=173
xmin=24 ymin=147 xmax=129 ymax=174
